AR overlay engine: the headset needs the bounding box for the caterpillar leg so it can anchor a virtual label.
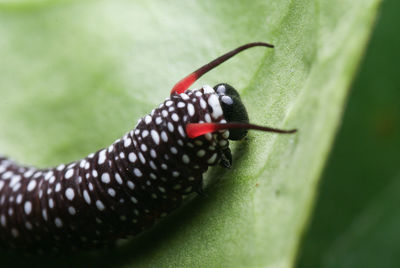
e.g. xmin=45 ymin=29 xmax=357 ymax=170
xmin=219 ymin=147 xmax=232 ymax=169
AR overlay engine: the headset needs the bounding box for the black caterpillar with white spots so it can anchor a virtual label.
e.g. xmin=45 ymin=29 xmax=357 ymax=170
xmin=0 ymin=42 xmax=296 ymax=252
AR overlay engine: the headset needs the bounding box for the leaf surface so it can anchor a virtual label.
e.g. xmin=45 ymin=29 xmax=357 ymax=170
xmin=0 ymin=0 xmax=380 ymax=267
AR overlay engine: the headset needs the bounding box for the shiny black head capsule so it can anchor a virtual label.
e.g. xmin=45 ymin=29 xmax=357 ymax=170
xmin=215 ymin=83 xmax=249 ymax=140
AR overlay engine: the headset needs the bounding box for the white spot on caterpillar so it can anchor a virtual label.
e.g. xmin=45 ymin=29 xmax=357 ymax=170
xmin=108 ymin=145 xmax=114 ymax=153
xmin=65 ymin=188 xmax=75 ymax=201
xmin=24 ymin=201 xmax=32 ymax=215
xmin=55 ymin=183 xmax=61 ymax=192
xmin=79 ymin=160 xmax=86 ymax=168
xmin=149 ymin=161 xmax=157 ymax=170
xmin=127 ymin=181 xmax=135 ymax=190
xmin=142 ymin=130 xmax=149 ymax=138
xmin=221 ymin=95 xmax=233 ymax=105
xmin=9 ymin=175 xmax=21 ymax=188
xmin=67 ymin=163 xmax=76 ymax=169
xmin=141 ymin=144 xmax=147 ymax=152
xmin=83 ymin=190 xmax=91 ymax=204
xmin=182 ymin=154 xmax=190 ymax=164
xmin=167 ymin=122 xmax=174 ymax=132
xmin=128 ymin=152 xmax=137 ymax=163
xmin=219 ymin=140 xmax=228 ymax=147
xmin=200 ymin=98 xmax=207 ymax=109
xmin=27 ymin=180 xmax=37 ymax=192
xmin=124 ymin=137 xmax=132 ymax=147
xmin=207 ymin=153 xmax=218 ymax=164
xmin=55 ymin=218 xmax=63 ymax=228
xmin=203 ymin=85 xmax=214 ymax=94
xmin=101 ymin=173 xmax=111 ymax=184
xmin=130 ymin=196 xmax=138 ymax=204
xmin=33 ymin=172 xmax=42 ymax=179
xmin=138 ymin=153 xmax=146 ymax=164
xmin=108 ymin=188 xmax=116 ymax=197
xmin=145 ymin=115 xmax=152 ymax=124
xmin=56 ymin=164 xmax=65 ymax=171
xmin=42 ymin=209 xmax=48 ymax=221
xmin=197 ymin=150 xmax=206 ymax=157
xmin=208 ymin=94 xmax=223 ymax=119
xmin=65 ymin=169 xmax=74 ymax=179
xmin=68 ymin=206 xmax=76 ymax=215
xmin=24 ymin=169 xmax=35 ymax=178
xmin=155 ymin=117 xmax=162 ymax=125
xmin=98 ymin=150 xmax=107 ymax=165
xmin=181 ymin=93 xmax=190 ymax=100
xmin=222 ymin=130 xmax=230 ymax=139
xmin=151 ymin=130 xmax=160 ymax=145
xmin=0 ymin=215 xmax=6 ymax=227
xmin=96 ymin=200 xmax=105 ymax=211
xmin=2 ymin=171 xmax=12 ymax=179
xmin=16 ymin=194 xmax=22 ymax=204
xmin=133 ymin=168 xmax=142 ymax=177
xmin=217 ymin=84 xmax=226 ymax=94
xmin=115 ymin=173 xmax=123 ymax=185
xmin=187 ymin=103 xmax=195 ymax=117
xmin=171 ymin=113 xmax=179 ymax=122
xmin=44 ymin=171 xmax=53 ymax=181
xmin=170 ymin=147 xmax=178 ymax=154
xmin=12 ymin=183 xmax=21 ymax=192
xmin=205 ymin=113 xmax=212 ymax=122
xmin=161 ymin=131 xmax=168 ymax=142
xmin=49 ymin=175 xmax=56 ymax=184
xmin=178 ymin=125 xmax=186 ymax=137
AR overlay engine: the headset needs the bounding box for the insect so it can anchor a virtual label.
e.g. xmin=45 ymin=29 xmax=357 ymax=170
xmin=0 ymin=42 xmax=296 ymax=252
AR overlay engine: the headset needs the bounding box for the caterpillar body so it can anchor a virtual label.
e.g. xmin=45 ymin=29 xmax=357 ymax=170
xmin=0 ymin=42 xmax=296 ymax=252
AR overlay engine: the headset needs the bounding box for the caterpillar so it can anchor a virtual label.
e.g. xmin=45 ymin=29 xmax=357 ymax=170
xmin=0 ymin=42 xmax=296 ymax=252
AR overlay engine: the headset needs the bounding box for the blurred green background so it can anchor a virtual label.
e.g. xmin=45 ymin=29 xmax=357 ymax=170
xmin=296 ymin=0 xmax=400 ymax=267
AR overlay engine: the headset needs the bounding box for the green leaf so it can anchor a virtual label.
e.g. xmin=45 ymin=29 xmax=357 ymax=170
xmin=0 ymin=0 xmax=380 ymax=267
xmin=297 ymin=0 xmax=400 ymax=267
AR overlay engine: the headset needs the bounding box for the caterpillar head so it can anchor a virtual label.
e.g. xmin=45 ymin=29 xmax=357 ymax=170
xmin=170 ymin=42 xmax=297 ymax=140
xmin=214 ymin=83 xmax=249 ymax=140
